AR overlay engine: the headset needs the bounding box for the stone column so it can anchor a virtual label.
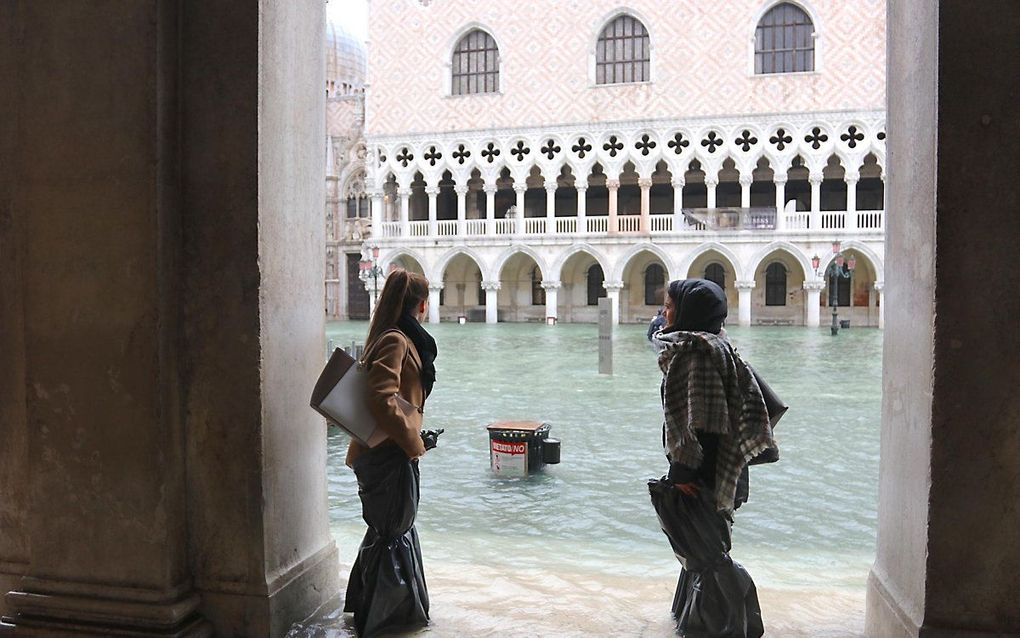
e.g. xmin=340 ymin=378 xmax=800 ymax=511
xmin=335 ymin=197 xmax=346 ymax=240
xmin=427 ymin=284 xmax=442 ymax=324
xmin=735 ymin=281 xmax=755 ymax=327
xmin=607 ymin=178 xmax=620 ymax=234
xmin=455 ymin=184 xmax=468 ymax=236
xmin=705 ymin=177 xmax=718 ymax=209
xmin=545 ymin=183 xmax=557 ymax=234
xmin=803 ymin=281 xmax=824 ymax=328
xmin=542 ymin=281 xmax=561 ymax=323
xmin=873 ymin=281 xmax=884 ymax=330
xmin=484 ymin=184 xmax=497 ymax=235
xmin=482 ymin=281 xmax=501 ymax=324
xmin=809 ymin=171 xmax=822 ymax=230
xmin=398 ymin=186 xmax=411 ymax=236
xmin=1 ymin=2 xmax=339 ymax=636
xmin=740 ymin=174 xmax=752 ymax=208
xmin=845 ymin=171 xmax=859 ymax=231
xmin=604 ymin=281 xmax=624 ymax=325
xmin=426 ymin=185 xmax=439 ymax=237
xmin=672 ymin=176 xmax=685 ymax=229
xmin=774 ymin=174 xmax=788 ymax=230
xmin=370 ymin=191 xmax=384 ymax=234
xmin=365 ymin=278 xmax=379 ymax=317
xmin=575 ymin=179 xmax=588 ymax=235
xmin=869 ymin=4 xmax=1020 ymax=635
xmin=639 ymin=177 xmax=652 ymax=233
xmin=514 ymin=184 xmax=526 ymax=236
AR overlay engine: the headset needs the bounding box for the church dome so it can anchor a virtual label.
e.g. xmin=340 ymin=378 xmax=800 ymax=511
xmin=326 ymin=18 xmax=366 ymax=98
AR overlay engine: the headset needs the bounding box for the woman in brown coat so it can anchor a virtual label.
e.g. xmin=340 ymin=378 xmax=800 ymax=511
xmin=343 ymin=269 xmax=438 ymax=637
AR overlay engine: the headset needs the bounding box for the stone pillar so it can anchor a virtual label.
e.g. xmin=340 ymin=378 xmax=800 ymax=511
xmin=604 ymin=281 xmax=624 ymax=325
xmin=672 ymin=177 xmax=685 ymax=228
xmin=803 ymin=281 xmax=824 ymax=328
xmin=873 ymin=281 xmax=884 ymax=330
xmin=868 ymin=5 xmax=1020 ymax=635
xmin=740 ymin=174 xmax=752 ymax=208
xmin=845 ymin=171 xmax=859 ymax=231
xmin=542 ymin=281 xmax=561 ymax=322
xmin=809 ymin=171 xmax=822 ymax=229
xmin=545 ymin=183 xmax=557 ymax=234
xmin=774 ymin=174 xmax=788 ymax=230
xmin=370 ymin=191 xmax=384 ymax=234
xmin=366 ymin=279 xmax=379 ymax=317
xmin=427 ymin=284 xmax=442 ymax=324
xmin=638 ymin=177 xmax=652 ymax=233
xmin=484 ymin=184 xmax=497 ymax=235
xmin=735 ymin=281 xmax=755 ymax=327
xmin=455 ymin=185 xmax=468 ymax=236
xmin=482 ymin=281 xmax=501 ymax=324
xmin=607 ymin=178 xmax=619 ymax=234
xmin=514 ymin=185 xmax=526 ymax=236
xmin=426 ymin=185 xmax=439 ymax=237
xmin=398 ymin=186 xmax=411 ymax=236
xmin=1 ymin=2 xmax=339 ymax=636
xmin=705 ymin=177 xmax=718 ymax=209
xmin=575 ymin=180 xmax=588 ymax=235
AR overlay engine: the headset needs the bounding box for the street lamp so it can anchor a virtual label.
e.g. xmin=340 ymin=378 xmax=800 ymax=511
xmin=812 ymin=241 xmax=857 ymax=336
xmin=359 ymin=245 xmax=383 ymax=307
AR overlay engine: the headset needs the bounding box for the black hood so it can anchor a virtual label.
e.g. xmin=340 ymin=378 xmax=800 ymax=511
xmin=665 ymin=279 xmax=727 ymax=334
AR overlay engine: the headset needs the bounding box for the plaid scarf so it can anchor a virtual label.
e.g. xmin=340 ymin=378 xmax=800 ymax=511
xmin=657 ymin=330 xmax=776 ymax=512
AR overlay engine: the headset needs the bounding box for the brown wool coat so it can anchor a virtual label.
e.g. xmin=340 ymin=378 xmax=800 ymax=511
xmin=345 ymin=330 xmax=427 ymax=466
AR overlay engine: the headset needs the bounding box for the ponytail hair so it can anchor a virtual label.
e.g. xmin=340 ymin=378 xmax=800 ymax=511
xmin=365 ymin=268 xmax=430 ymax=351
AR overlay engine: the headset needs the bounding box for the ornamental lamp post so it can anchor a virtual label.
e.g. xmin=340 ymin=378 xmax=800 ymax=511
xmin=359 ymin=245 xmax=383 ymax=307
xmin=814 ymin=240 xmax=857 ymax=336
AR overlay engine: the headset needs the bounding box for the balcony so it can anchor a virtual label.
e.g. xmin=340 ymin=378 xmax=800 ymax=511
xmin=373 ymin=207 xmax=884 ymax=241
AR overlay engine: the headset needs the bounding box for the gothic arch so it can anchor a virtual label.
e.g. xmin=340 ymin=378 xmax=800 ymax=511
xmin=432 ymin=247 xmax=489 ymax=282
xmin=744 ymin=240 xmax=814 ymax=281
xmin=379 ymin=247 xmax=428 ymax=276
xmin=676 ymin=242 xmax=743 ymax=280
xmin=612 ymin=242 xmax=674 ymax=282
xmin=492 ymin=244 xmax=548 ymax=281
xmin=550 ymin=244 xmax=611 ymax=282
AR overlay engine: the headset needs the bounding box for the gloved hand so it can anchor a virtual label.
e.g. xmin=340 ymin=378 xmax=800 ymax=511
xmin=421 ymin=428 xmax=444 ymax=451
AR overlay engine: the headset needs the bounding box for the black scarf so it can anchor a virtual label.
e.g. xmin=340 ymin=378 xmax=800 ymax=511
xmin=396 ymin=312 xmax=437 ymax=398
xmin=664 ymin=279 xmax=728 ymax=334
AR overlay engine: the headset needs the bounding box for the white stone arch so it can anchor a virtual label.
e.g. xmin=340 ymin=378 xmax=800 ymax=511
xmin=535 ymin=133 xmax=570 ymax=179
xmin=444 ymin=23 xmax=505 ymax=96
xmin=612 ymin=242 xmax=675 ymax=282
xmin=595 ymin=130 xmax=628 ymax=177
xmin=338 ymin=163 xmax=366 ymax=197
xmin=729 ymin=123 xmax=768 ymax=176
xmin=748 ymin=0 xmax=824 ymax=75
xmin=492 ymin=244 xmax=549 ymax=281
xmin=824 ymin=240 xmax=885 ymax=281
xmin=379 ymin=247 xmax=429 ymax=277
xmin=588 ymin=7 xmax=657 ymax=85
xmin=676 ymin=242 xmax=744 ymax=281
xmin=432 ymin=246 xmax=489 ymax=283
xmin=550 ymin=243 xmax=612 ymax=282
xmin=743 ymin=240 xmax=815 ymax=281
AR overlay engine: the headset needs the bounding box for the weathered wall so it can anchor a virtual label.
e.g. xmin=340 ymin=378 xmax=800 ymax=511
xmin=366 ymin=0 xmax=886 ymax=136
xmin=867 ymin=1 xmax=1020 ymax=635
xmin=2 ymin=1 xmax=337 ymax=635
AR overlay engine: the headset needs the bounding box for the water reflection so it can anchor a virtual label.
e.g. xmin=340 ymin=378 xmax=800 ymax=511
xmin=323 ymin=322 xmax=880 ymax=635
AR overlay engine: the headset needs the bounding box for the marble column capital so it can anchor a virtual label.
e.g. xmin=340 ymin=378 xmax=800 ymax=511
xmin=638 ymin=177 xmax=653 ymax=189
xmin=803 ymin=281 xmax=826 ymax=291
xmin=480 ymin=281 xmax=502 ymax=291
xmin=603 ymin=281 xmax=625 ymax=292
xmin=540 ymin=280 xmax=562 ymax=291
xmin=873 ymin=281 xmax=885 ymax=292
xmin=735 ymin=280 xmax=756 ymax=290
xmin=606 ymin=179 xmax=620 ymax=190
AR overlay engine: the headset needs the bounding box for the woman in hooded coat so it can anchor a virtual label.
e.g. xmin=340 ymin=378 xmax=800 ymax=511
xmin=652 ymin=278 xmax=777 ymax=637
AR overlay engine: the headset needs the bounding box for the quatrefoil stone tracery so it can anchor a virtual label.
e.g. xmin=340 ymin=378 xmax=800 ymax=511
xmin=396 ymin=147 xmax=413 ymax=167
xmin=736 ymin=130 xmax=758 ymax=152
xmin=635 ymin=134 xmax=657 ymax=156
xmin=841 ymin=126 xmax=865 ymax=148
xmin=452 ymin=144 xmax=471 ymax=164
xmin=769 ymin=129 xmax=793 ymax=151
xmin=572 ymin=137 xmax=593 ymax=158
xmin=603 ymin=135 xmax=624 ymax=157
xmin=701 ymin=131 xmax=723 ymax=153
xmin=510 ymin=140 xmax=531 ymax=161
xmin=541 ymin=139 xmax=561 ymax=160
xmin=481 ymin=142 xmax=500 ymax=163
xmin=805 ymin=127 xmax=829 ymax=150
xmin=423 ymin=146 xmax=442 ymax=166
xmin=668 ymin=133 xmax=690 ymax=154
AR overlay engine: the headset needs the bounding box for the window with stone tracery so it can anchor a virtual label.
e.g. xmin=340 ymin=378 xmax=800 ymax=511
xmin=755 ymin=2 xmax=815 ymax=74
xmin=596 ymin=15 xmax=650 ymax=85
xmin=452 ymin=29 xmax=500 ymax=95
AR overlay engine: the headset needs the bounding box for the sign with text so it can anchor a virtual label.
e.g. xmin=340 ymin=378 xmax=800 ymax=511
xmin=491 ymin=439 xmax=528 ymax=477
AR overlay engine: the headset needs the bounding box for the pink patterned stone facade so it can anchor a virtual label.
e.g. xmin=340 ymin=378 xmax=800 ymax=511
xmin=365 ymin=0 xmax=886 ymax=137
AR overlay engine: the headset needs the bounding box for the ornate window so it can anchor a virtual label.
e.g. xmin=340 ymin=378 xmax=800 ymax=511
xmin=531 ymin=267 xmax=545 ymax=306
xmin=596 ymin=15 xmax=650 ymax=85
xmin=452 ymin=29 xmax=500 ymax=95
xmin=705 ymin=263 xmax=726 ymax=290
xmin=587 ymin=265 xmax=606 ymax=306
xmin=765 ymin=262 xmax=787 ymax=306
xmin=755 ymin=3 xmax=815 ymax=74
xmin=644 ymin=263 xmax=665 ymax=306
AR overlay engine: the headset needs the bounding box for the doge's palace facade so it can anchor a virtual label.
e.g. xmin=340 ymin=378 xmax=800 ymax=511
xmin=332 ymin=0 xmax=887 ymax=327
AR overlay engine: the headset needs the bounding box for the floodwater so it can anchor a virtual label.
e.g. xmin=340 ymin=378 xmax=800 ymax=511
xmin=312 ymin=321 xmax=881 ymax=637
